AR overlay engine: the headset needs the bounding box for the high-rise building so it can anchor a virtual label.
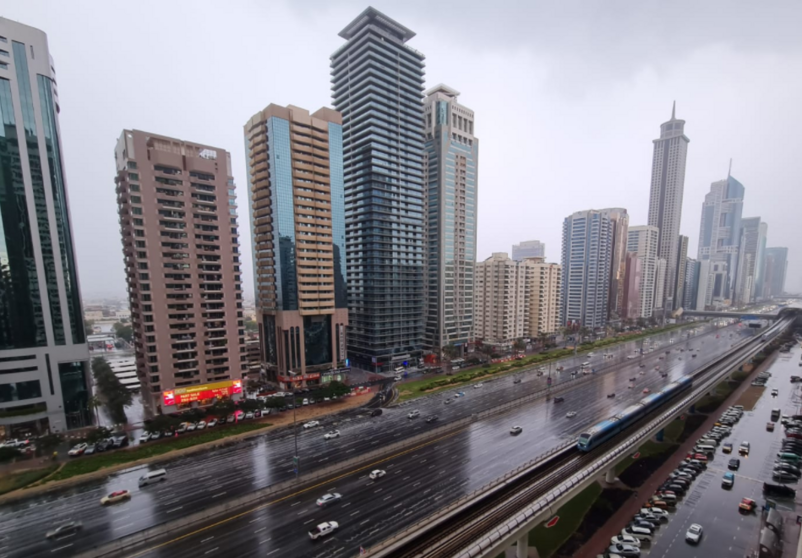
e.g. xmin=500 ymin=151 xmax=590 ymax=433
xmin=673 ymin=235 xmax=689 ymax=309
xmin=114 ymin=131 xmax=246 ymax=414
xmin=0 ymin=19 xmax=90 ymax=433
xmin=762 ymin=247 xmax=789 ymax=299
xmin=560 ymin=209 xmax=616 ymax=329
xmin=603 ymin=208 xmax=629 ymax=320
xmin=626 ymin=225 xmax=660 ymax=318
xmin=734 ymin=217 xmax=767 ymax=305
xmin=696 ymin=260 xmax=712 ymax=310
xmin=683 ymin=258 xmax=700 ymax=310
xmin=474 ymin=253 xmax=526 ymax=345
xmin=523 ymin=257 xmax=561 ymax=337
xmin=647 ymin=103 xmax=689 ymax=311
xmin=621 ymin=253 xmax=642 ymax=321
xmin=697 ymin=175 xmax=744 ymax=301
xmin=332 ymin=7 xmax=426 ymax=372
xmin=422 ymin=85 xmax=478 ymax=357
xmin=243 ymin=105 xmax=348 ymax=389
xmin=654 ymin=258 xmax=667 ymax=313
xmin=512 ymin=240 xmax=545 ymax=261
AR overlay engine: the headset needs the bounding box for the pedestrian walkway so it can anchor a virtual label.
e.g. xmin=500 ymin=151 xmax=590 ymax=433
xmin=575 ymin=355 xmax=776 ymax=557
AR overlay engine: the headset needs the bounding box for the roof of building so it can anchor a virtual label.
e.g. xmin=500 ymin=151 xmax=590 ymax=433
xmin=339 ymin=6 xmax=416 ymax=42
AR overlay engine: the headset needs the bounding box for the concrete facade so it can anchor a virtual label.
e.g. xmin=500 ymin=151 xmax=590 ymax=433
xmin=621 ymin=253 xmax=642 ymax=320
xmin=474 ymin=253 xmax=527 ymax=345
xmin=523 ymin=257 xmax=562 ymax=337
xmin=626 ymin=225 xmax=659 ymax=319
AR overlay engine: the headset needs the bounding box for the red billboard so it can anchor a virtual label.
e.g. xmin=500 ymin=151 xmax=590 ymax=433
xmin=162 ymin=379 xmax=242 ymax=407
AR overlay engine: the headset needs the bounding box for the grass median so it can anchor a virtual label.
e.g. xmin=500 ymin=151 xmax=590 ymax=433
xmin=397 ymin=322 xmax=695 ymax=403
xmin=528 ymin=481 xmax=603 ymax=558
xmin=0 ymin=465 xmax=59 ymax=496
xmin=48 ymin=422 xmax=272 ymax=483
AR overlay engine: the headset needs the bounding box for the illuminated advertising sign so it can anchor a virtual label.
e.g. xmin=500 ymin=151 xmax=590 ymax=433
xmin=162 ymin=379 xmax=242 ymax=407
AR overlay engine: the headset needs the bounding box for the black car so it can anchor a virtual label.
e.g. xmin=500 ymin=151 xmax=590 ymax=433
xmin=553 ymin=397 xmax=564 ymax=403
xmin=764 ymin=482 xmax=796 ymax=497
xmin=110 ymin=435 xmax=128 ymax=449
xmin=369 ymin=409 xmax=383 ymax=417
xmin=513 ymin=378 xmax=522 ymax=384
xmin=425 ymin=415 xmax=439 ymax=424
xmin=607 ymin=393 xmax=615 ymax=398
xmin=728 ymin=458 xmax=741 ymax=470
xmin=95 ymin=439 xmax=111 ymax=452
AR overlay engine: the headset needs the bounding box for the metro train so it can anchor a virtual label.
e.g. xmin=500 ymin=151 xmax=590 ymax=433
xmin=577 ymin=376 xmax=693 ymax=452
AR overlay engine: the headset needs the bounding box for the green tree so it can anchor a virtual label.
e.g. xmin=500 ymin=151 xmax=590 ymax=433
xmin=0 ymin=446 xmax=20 ymax=463
xmin=244 ymin=319 xmax=258 ymax=332
xmin=239 ymin=399 xmax=262 ymax=412
xmin=84 ymin=319 xmax=95 ymax=334
xmin=144 ymin=414 xmax=180 ymax=435
xmin=327 ymin=381 xmax=351 ymax=398
xmin=442 ymin=343 xmax=459 ymax=361
xmin=512 ymin=338 xmax=526 ymax=352
xmin=209 ymin=398 xmax=236 ymax=418
xmin=87 ymin=394 xmax=103 ymax=426
xmin=84 ymin=426 xmax=113 ymax=444
xmin=113 ymin=322 xmax=133 ymax=343
xmin=91 ymin=357 xmax=133 ymax=424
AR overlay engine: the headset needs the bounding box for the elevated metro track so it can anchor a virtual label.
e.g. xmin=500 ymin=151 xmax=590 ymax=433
xmin=372 ymin=318 xmax=793 ymax=558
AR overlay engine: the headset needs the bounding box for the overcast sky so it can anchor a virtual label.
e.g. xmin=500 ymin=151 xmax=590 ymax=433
xmin=6 ymin=0 xmax=802 ymax=299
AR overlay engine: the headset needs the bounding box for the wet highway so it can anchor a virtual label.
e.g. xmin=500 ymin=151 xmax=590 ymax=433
xmin=646 ymin=340 xmax=802 ymax=558
xmin=0 ymin=322 xmax=747 ymax=558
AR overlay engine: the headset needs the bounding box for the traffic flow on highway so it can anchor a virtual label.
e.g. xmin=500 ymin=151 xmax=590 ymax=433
xmin=0 ymin=321 xmax=753 ymax=558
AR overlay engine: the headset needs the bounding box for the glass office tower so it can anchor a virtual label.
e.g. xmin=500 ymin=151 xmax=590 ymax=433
xmin=331 ymin=8 xmax=426 ymax=372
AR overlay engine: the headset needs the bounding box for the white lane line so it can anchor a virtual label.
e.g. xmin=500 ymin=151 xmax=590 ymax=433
xmin=351 ymin=510 xmax=361 ymax=516
xmin=203 ymin=547 xmax=218 ymax=555
xmin=304 ymin=518 xmax=315 ymax=525
xmin=360 ymin=519 xmax=371 ymax=525
xmin=201 ymin=536 xmax=215 ymax=543
xmin=254 ymin=527 xmax=266 ymax=534
xmin=342 ymin=502 xmax=351 ymax=508
xmin=51 ymin=544 xmax=73 ymax=553
xmin=211 ymin=492 xmax=226 ymax=498
xmin=383 ymin=495 xmax=392 ymax=501
xmin=166 ymin=506 xmax=183 ymax=514
xmin=266 ymin=549 xmax=281 ymax=555
xmin=259 ymin=538 xmax=272 ymax=545
xmin=291 ymin=501 xmax=301 ymax=507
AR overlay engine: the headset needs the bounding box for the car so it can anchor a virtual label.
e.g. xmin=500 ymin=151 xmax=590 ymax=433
xmin=369 ymin=408 xmax=383 ymax=417
xmin=316 ymin=493 xmax=342 ymax=507
xmin=773 ymin=464 xmax=801 ymax=476
xmin=566 ymin=411 xmax=577 ymax=418
xmin=393 ymin=376 xmax=402 ymax=381
xmin=628 ymin=520 xmax=654 ymax=533
xmin=621 ymin=527 xmax=652 ymax=541
xmin=722 ymin=471 xmax=735 ymax=488
xmin=444 ymin=399 xmax=452 ymax=405
xmin=513 ymin=378 xmax=522 ymax=384
xmin=308 ymin=521 xmax=339 ymax=540
xmin=642 ymin=388 xmax=650 ymax=394
xmin=186 ymin=422 xmax=198 ymax=431
xmin=739 ymin=441 xmax=751 ymax=455
xmin=139 ymin=432 xmax=150 ymax=444
xmin=100 ymin=490 xmax=131 ymax=505
xmin=611 ymin=535 xmax=641 ymax=547
xmin=196 ymin=420 xmax=207 ymax=430
xmin=149 ymin=431 xmax=162 ymax=440
xmin=67 ymin=443 xmax=88 ymax=457
xmin=739 ymin=497 xmax=757 ymax=512
xmin=207 ymin=418 xmax=218 ymax=427
xmin=369 ymin=469 xmax=386 ymax=480
xmin=83 ymin=444 xmax=97 ymax=456
xmin=632 ymin=514 xmax=660 ymax=528
xmin=303 ymin=421 xmax=320 ymax=429
xmin=473 ymin=383 xmax=483 ymax=389
xmin=553 ymin=396 xmax=565 ymax=403
xmin=425 ymin=415 xmax=439 ymax=423
xmin=772 ymin=389 xmax=779 ymax=396
xmin=685 ymin=523 xmax=703 ymax=544
xmin=728 ymin=458 xmax=741 ymax=470
xmin=510 ymin=426 xmax=523 ymax=435
xmin=639 ymin=363 xmax=645 ymax=368
xmin=608 ymin=543 xmax=640 ymax=557
xmin=639 ymin=507 xmax=668 ymax=521
xmin=407 ymin=410 xmax=420 ymax=419
xmin=45 ymin=521 xmax=83 ymax=539
xmin=323 ymin=430 xmax=340 ymax=440
xmin=607 ymin=393 xmax=616 ymax=398
xmin=774 ymin=471 xmax=801 ymax=483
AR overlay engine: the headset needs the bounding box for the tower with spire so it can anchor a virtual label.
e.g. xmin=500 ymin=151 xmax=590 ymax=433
xmin=647 ymin=102 xmax=690 ymax=314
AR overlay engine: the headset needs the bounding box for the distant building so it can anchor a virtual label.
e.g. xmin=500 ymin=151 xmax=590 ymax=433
xmin=474 ymin=253 xmax=526 ymax=345
xmin=621 ymin=253 xmax=642 ymax=320
xmin=0 ymin=18 xmax=91 ymax=435
xmin=560 ymin=209 xmax=617 ymax=329
xmin=603 ymin=209 xmax=630 ymax=321
xmin=108 ymin=359 xmax=140 ymax=391
xmin=422 ymin=84 xmax=478 ymax=357
xmin=512 ymin=240 xmax=545 ymax=261
xmin=243 ymin=104 xmax=348 ymax=388
xmin=696 ymin=260 xmax=711 ymax=310
xmin=697 ymin=175 xmax=744 ymax=301
xmin=523 ymin=257 xmax=561 ymax=337
xmin=244 ymin=339 xmax=261 ymax=380
xmin=683 ymin=258 xmax=701 ymax=310
xmin=648 ymin=103 xmax=689 ymax=311
xmin=673 ymin=235 xmax=689 ymax=309
xmin=654 ymin=259 xmax=667 ymax=314
xmin=735 ymin=217 xmax=767 ymax=305
xmin=762 ymin=247 xmax=789 ymax=299
xmin=626 ymin=225 xmax=660 ymax=318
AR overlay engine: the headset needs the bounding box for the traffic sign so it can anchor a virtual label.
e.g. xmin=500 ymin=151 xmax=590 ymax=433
xmin=545 ymin=516 xmax=560 ymax=528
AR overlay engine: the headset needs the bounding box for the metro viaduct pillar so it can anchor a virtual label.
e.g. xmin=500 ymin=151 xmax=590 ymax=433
xmin=605 ymin=467 xmax=616 ymax=484
xmin=513 ymin=533 xmax=539 ymax=558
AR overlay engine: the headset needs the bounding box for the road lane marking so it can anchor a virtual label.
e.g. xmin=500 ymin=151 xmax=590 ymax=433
xmin=51 ymin=544 xmax=73 ymax=553
xmin=201 ymin=536 xmax=214 ymax=543
xmin=266 ymin=548 xmax=280 ymax=555
xmin=203 ymin=547 xmax=218 ymax=555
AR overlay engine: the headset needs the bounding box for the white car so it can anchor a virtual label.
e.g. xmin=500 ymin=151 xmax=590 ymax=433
xmin=685 ymin=523 xmax=703 ymax=544
xmin=566 ymin=411 xmax=577 ymax=418
xmin=139 ymin=433 xmax=150 ymax=444
xmin=196 ymin=420 xmax=207 ymax=430
xmin=510 ymin=426 xmax=523 ymax=435
xmin=244 ymin=411 xmax=255 ymax=420
xmin=316 ymin=493 xmax=342 ymax=507
xmin=100 ymin=490 xmax=131 ymax=505
xmin=369 ymin=469 xmax=386 ymax=480
xmin=207 ymin=418 xmax=218 ymax=427
xmin=186 ymin=422 xmax=197 ymax=432
xmin=588 ymin=352 xmax=595 ymax=357
xmin=611 ymin=534 xmax=641 ymax=547
xmin=67 ymin=443 xmax=88 ymax=457
xmin=407 ymin=410 xmax=420 ymax=419
xmin=639 ymin=507 xmax=668 ymax=520
xmin=474 ymin=383 xmax=483 ymax=389
xmin=309 ymin=521 xmax=339 ymax=540
xmin=323 ymin=430 xmax=340 ymax=440
xmin=303 ymin=420 xmax=320 ymax=429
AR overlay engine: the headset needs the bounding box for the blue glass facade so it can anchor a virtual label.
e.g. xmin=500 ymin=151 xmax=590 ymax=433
xmin=332 ymin=8 xmax=426 ymax=369
xmin=328 ymin=122 xmax=347 ymax=309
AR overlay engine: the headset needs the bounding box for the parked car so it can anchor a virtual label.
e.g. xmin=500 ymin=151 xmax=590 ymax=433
xmin=611 ymin=534 xmax=641 ymax=547
xmin=67 ymin=443 xmax=88 ymax=457
xmin=607 ymin=543 xmax=640 ymax=557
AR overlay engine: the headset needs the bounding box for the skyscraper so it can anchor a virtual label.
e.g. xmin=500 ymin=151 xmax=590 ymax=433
xmin=734 ymin=217 xmax=767 ymax=305
xmin=332 ymin=7 xmax=426 ymax=372
xmin=603 ymin=208 xmax=629 ymax=321
xmin=422 ymin=85 xmax=478 ymax=357
xmin=0 ymin=19 xmax=90 ymax=432
xmin=512 ymin=240 xmax=545 ymax=261
xmin=762 ymin=247 xmax=789 ymax=299
xmin=560 ymin=209 xmax=615 ymax=329
xmin=673 ymin=235 xmax=688 ymax=309
xmin=647 ymin=102 xmax=689 ymax=311
xmin=626 ymin=225 xmax=660 ymax=318
xmin=244 ymin=105 xmax=348 ymax=389
xmin=683 ymin=258 xmax=700 ymax=310
xmin=697 ymin=175 xmax=744 ymax=302
xmin=115 ymin=131 xmax=246 ymax=414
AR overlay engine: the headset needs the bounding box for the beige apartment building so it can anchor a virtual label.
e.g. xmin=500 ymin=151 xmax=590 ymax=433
xmin=474 ymin=253 xmax=561 ymax=346
xmin=523 ymin=257 xmax=562 ymax=338
xmin=115 ymin=131 xmax=247 ymax=414
xmin=244 ymin=105 xmax=348 ymax=389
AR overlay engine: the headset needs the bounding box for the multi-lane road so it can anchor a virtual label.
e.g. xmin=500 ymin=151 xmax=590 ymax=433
xmin=0 ymin=321 xmax=751 ymax=558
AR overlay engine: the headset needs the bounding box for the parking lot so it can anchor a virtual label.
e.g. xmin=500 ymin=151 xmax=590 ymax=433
xmin=611 ymin=341 xmax=802 ymax=558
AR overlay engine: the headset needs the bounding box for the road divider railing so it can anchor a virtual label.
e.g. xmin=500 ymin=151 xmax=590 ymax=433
xmin=366 ymin=320 xmax=789 ymax=558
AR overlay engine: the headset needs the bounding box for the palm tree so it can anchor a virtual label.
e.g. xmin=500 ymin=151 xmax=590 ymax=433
xmin=442 ymin=343 xmax=459 ymax=362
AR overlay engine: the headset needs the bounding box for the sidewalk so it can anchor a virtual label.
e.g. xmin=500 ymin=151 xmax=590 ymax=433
xmin=575 ymin=352 xmax=776 ymax=558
